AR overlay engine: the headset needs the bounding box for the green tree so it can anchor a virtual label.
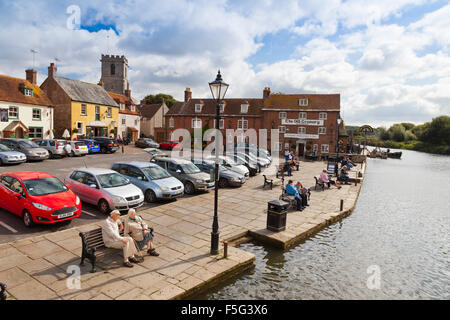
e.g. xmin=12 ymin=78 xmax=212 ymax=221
xmin=388 ymin=124 xmax=406 ymax=142
xmin=400 ymin=122 xmax=415 ymax=131
xmin=404 ymin=130 xmax=417 ymax=142
xmin=411 ymin=123 xmax=430 ymax=141
xmin=143 ymin=93 xmax=178 ymax=108
xmin=421 ymin=115 xmax=450 ymax=145
xmin=377 ymin=126 xmax=390 ymax=141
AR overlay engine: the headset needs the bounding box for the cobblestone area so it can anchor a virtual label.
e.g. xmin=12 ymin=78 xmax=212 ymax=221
xmin=0 ymin=159 xmax=365 ymax=300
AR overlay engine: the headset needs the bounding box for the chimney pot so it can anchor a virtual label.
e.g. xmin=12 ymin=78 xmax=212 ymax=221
xmin=48 ymin=63 xmax=57 ymax=78
xmin=263 ymin=87 xmax=271 ymax=99
xmin=184 ymin=88 xmax=192 ymax=102
xmin=26 ymin=69 xmax=37 ymax=85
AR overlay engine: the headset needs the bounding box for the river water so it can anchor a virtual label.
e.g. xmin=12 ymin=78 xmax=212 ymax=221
xmin=194 ymin=149 xmax=450 ymax=300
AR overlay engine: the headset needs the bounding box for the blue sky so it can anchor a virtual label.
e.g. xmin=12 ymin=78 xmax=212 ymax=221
xmin=0 ymin=0 xmax=449 ymax=127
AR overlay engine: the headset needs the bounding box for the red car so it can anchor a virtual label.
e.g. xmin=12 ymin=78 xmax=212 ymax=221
xmin=159 ymin=140 xmax=182 ymax=150
xmin=0 ymin=171 xmax=81 ymax=227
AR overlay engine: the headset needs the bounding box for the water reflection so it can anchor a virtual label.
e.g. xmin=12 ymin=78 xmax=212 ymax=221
xmin=193 ymin=150 xmax=450 ymax=300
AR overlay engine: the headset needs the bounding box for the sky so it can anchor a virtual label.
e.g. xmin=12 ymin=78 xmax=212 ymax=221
xmin=0 ymin=0 xmax=449 ymax=127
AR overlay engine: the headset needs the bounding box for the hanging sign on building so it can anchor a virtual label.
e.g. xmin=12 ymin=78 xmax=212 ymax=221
xmin=284 ymin=133 xmax=319 ymax=139
xmin=281 ymin=119 xmax=324 ymax=126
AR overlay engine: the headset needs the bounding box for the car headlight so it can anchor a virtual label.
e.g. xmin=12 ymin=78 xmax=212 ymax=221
xmin=32 ymin=202 xmax=52 ymax=211
xmin=195 ymin=179 xmax=204 ymax=183
xmin=111 ymin=195 xmax=126 ymax=203
xmin=75 ymin=196 xmax=80 ymax=205
xmin=160 ymin=187 xmax=169 ymax=191
xmin=4 ymin=155 xmax=9 ymax=159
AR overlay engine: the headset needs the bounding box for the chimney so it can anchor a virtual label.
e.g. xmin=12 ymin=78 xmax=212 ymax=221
xmin=263 ymin=87 xmax=271 ymax=99
xmin=26 ymin=69 xmax=37 ymax=85
xmin=184 ymin=88 xmax=192 ymax=102
xmin=97 ymin=80 xmax=104 ymax=88
xmin=48 ymin=63 xmax=57 ymax=78
xmin=125 ymin=89 xmax=131 ymax=98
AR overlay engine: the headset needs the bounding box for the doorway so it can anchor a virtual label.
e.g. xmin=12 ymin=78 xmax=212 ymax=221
xmin=15 ymin=127 xmax=24 ymax=138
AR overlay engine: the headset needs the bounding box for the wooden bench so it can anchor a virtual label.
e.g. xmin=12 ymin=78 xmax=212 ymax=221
xmin=279 ymin=186 xmax=297 ymax=210
xmin=314 ymin=176 xmax=329 ymax=191
xmin=79 ymin=227 xmax=125 ymax=273
xmin=263 ymin=175 xmax=273 ymax=189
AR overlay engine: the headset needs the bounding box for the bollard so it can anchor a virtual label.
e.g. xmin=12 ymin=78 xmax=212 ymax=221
xmin=223 ymin=241 xmax=228 ymax=258
xmin=355 ymin=172 xmax=358 ymax=185
xmin=340 ymin=199 xmax=344 ymax=211
xmin=122 ymin=143 xmax=124 ymax=153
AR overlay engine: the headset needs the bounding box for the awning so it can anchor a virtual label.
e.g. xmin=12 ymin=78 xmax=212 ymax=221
xmin=2 ymin=120 xmax=28 ymax=132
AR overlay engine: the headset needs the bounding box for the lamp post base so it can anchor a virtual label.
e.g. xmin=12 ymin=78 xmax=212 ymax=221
xmin=210 ymin=231 xmax=220 ymax=255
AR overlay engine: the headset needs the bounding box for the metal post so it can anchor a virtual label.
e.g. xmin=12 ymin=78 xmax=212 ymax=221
xmin=211 ymin=100 xmax=220 ymax=255
xmin=223 ymin=241 xmax=228 ymax=258
xmin=340 ymin=199 xmax=344 ymax=211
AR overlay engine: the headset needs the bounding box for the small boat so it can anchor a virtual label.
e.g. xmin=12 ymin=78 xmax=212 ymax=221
xmin=387 ymin=152 xmax=402 ymax=159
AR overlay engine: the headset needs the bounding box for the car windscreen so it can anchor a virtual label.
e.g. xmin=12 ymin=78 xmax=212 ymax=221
xmin=97 ymin=173 xmax=130 ymax=188
xmin=180 ymin=162 xmax=201 ymax=174
xmin=141 ymin=166 xmax=172 ymax=180
xmin=19 ymin=140 xmax=39 ymax=148
xmin=0 ymin=144 xmax=11 ymax=152
xmin=24 ymin=177 xmax=68 ymax=196
xmin=221 ymin=156 xmax=238 ymax=166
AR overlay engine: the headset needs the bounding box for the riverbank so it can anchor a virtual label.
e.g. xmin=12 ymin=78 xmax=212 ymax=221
xmin=365 ymin=139 xmax=450 ymax=155
xmin=0 ymin=159 xmax=365 ymax=300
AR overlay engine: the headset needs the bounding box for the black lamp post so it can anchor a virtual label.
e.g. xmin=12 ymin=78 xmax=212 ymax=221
xmin=208 ymin=70 xmax=229 ymax=255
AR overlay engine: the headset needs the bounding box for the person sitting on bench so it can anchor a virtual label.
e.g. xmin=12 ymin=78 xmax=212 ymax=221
xmin=295 ymin=181 xmax=309 ymax=207
xmin=102 ymin=210 xmax=142 ymax=268
xmin=283 ymin=152 xmax=293 ymax=176
xmin=320 ymin=170 xmax=341 ymax=189
xmin=289 ymin=151 xmax=299 ymax=170
xmin=341 ymin=156 xmax=355 ymax=169
xmin=340 ymin=165 xmax=350 ymax=185
xmin=124 ymin=209 xmax=159 ymax=256
xmin=286 ymin=180 xmax=303 ymax=211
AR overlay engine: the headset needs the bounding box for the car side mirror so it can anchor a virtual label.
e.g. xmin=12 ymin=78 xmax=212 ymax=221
xmin=137 ymin=176 xmax=142 ymax=180
xmin=176 ymin=169 xmax=181 ymax=173
xmin=89 ymin=184 xmax=97 ymax=189
xmin=13 ymin=192 xmax=22 ymax=199
xmin=66 ymin=185 xmax=71 ymax=190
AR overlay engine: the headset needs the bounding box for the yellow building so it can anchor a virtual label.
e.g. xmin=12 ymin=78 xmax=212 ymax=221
xmin=41 ymin=63 xmax=119 ymax=139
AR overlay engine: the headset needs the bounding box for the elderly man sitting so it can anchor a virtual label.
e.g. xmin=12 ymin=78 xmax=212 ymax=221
xmin=124 ymin=209 xmax=159 ymax=256
xmin=102 ymin=210 xmax=142 ymax=268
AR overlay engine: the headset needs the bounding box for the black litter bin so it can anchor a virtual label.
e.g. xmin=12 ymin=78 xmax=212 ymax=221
xmin=267 ymin=200 xmax=288 ymax=232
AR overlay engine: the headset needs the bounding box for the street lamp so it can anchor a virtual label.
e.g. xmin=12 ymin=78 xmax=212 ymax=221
xmin=208 ymin=70 xmax=229 ymax=255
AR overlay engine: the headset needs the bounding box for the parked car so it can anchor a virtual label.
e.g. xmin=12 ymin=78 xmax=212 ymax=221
xmin=68 ymin=141 xmax=89 ymax=156
xmin=236 ymin=151 xmax=270 ymax=170
xmin=135 ymin=138 xmax=160 ymax=149
xmin=64 ymin=168 xmax=144 ymax=214
xmin=92 ymin=137 xmax=119 ymax=153
xmin=0 ymin=139 xmax=49 ymax=161
xmin=143 ymin=148 xmax=167 ymax=158
xmin=35 ymin=139 xmax=68 ymax=158
xmin=235 ymin=145 xmax=272 ymax=163
xmin=151 ymin=157 xmax=214 ymax=195
xmin=159 ymin=140 xmax=182 ymax=150
xmin=192 ymin=159 xmax=246 ymax=188
xmin=111 ymin=161 xmax=184 ymax=203
xmin=0 ymin=144 xmax=27 ymax=165
xmin=221 ymin=154 xmax=259 ymax=176
xmin=205 ymin=155 xmax=250 ymax=177
xmin=78 ymin=139 xmax=101 ymax=153
xmin=0 ymin=171 xmax=81 ymax=227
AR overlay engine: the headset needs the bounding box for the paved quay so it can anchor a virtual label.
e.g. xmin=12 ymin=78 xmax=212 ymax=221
xmin=0 ymin=158 xmax=365 ymax=300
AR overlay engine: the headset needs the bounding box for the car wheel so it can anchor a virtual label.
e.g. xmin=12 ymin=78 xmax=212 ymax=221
xmin=0 ymin=158 xmax=3 ymax=166
xmin=23 ymin=210 xmax=34 ymax=228
xmin=98 ymin=199 xmax=110 ymax=215
xmin=218 ymin=178 xmax=228 ymax=188
xmin=184 ymin=182 xmax=195 ymax=195
xmin=145 ymin=190 xmax=157 ymax=203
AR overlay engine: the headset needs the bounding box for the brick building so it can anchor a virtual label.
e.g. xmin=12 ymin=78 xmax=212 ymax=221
xmin=165 ymin=87 xmax=345 ymax=157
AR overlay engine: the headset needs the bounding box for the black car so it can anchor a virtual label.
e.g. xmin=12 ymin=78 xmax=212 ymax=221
xmin=135 ymin=138 xmax=160 ymax=148
xmin=92 ymin=137 xmax=119 ymax=153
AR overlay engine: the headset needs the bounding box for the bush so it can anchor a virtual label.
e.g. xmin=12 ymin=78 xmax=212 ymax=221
xmin=377 ymin=126 xmax=390 ymax=141
xmin=404 ymin=130 xmax=417 ymax=142
xmin=388 ymin=124 xmax=406 ymax=142
xmin=400 ymin=123 xmax=415 ymax=131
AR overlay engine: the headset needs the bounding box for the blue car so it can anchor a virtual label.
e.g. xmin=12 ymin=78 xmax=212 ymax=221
xmin=111 ymin=161 xmax=184 ymax=203
xmin=79 ymin=139 xmax=101 ymax=153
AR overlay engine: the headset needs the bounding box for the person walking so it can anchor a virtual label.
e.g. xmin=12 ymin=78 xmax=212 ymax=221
xmin=124 ymin=209 xmax=159 ymax=256
xmin=286 ymin=180 xmax=303 ymax=211
xmin=102 ymin=210 xmax=142 ymax=268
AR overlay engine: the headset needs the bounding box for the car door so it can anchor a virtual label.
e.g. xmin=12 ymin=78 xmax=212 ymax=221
xmin=67 ymin=171 xmax=86 ymax=201
xmin=82 ymin=173 xmax=102 ymax=204
xmin=126 ymin=165 xmax=147 ymax=191
xmin=0 ymin=176 xmax=25 ymax=215
xmin=167 ymin=162 xmax=184 ymax=182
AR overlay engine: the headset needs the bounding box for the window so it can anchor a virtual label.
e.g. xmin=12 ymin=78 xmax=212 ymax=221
xmin=120 ymin=104 xmax=125 ymax=111
xmin=134 ymin=119 xmax=138 ymax=126
xmin=319 ymin=112 xmax=327 ymax=120
xmin=8 ymin=106 xmax=18 ymax=119
xmin=192 ymin=118 xmax=202 ymax=129
xmin=76 ymin=122 xmax=84 ymax=135
xmin=32 ymin=108 xmax=41 ymax=120
xmin=299 ymin=98 xmax=308 ymax=106
xmin=299 ymin=112 xmax=307 ymax=119
xmin=24 ymin=88 xmax=33 ymax=97
xmin=237 ymin=119 xmax=248 ymax=130
xmin=241 ymin=104 xmax=249 ymax=113
xmin=214 ymin=119 xmax=224 ymax=129
xmin=279 ymin=112 xmax=287 ymax=119
xmin=107 ymin=107 xmax=112 ymax=118
xmin=95 ymin=106 xmax=100 ymax=121
xmin=279 ymin=126 xmax=286 ymax=133
xmin=219 ymin=104 xmax=225 ymax=113
xmin=169 ymin=117 xmax=174 ymax=128
xmin=111 ymin=64 xmax=115 ymax=75
xmin=81 ymin=104 xmax=87 ymax=116
xmin=122 ymin=118 xmax=126 ymax=125
xmin=28 ymin=127 xmax=43 ymax=138
xmin=298 ymin=127 xmax=306 ymax=134
xmin=321 ymin=144 xmax=329 ymax=153
xmin=313 ymin=144 xmax=318 ymax=152
xmin=131 ymin=105 xmax=135 ymax=112
xmin=318 ymin=127 xmax=326 ymax=134
xmin=195 ymin=104 xmax=202 ymax=113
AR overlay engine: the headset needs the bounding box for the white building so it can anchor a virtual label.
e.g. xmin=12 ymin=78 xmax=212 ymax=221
xmin=0 ymin=70 xmax=53 ymax=139
xmin=107 ymin=90 xmax=140 ymax=142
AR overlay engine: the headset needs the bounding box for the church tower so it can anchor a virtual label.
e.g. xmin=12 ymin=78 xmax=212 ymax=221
xmin=100 ymin=54 xmax=129 ymax=95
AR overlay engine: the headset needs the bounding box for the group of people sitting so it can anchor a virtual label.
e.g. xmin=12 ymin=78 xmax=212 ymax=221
xmin=319 ymin=156 xmax=355 ymax=189
xmin=285 ymin=180 xmax=309 ymax=211
xmin=102 ymin=208 xmax=159 ymax=268
xmin=282 ymin=150 xmax=299 ymax=176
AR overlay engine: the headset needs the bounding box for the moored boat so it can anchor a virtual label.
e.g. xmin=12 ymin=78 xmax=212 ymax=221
xmin=387 ymin=151 xmax=402 ymax=159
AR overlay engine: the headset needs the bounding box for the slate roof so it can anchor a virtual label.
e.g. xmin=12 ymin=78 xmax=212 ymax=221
xmin=53 ymin=76 xmax=118 ymax=107
xmin=0 ymin=74 xmax=53 ymax=106
xmin=107 ymin=91 xmax=139 ymax=115
xmin=166 ymin=99 xmax=264 ymax=116
xmin=263 ymin=94 xmax=340 ymax=110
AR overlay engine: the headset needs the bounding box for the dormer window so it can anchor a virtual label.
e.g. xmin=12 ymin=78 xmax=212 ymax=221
xmin=299 ymin=98 xmax=308 ymax=106
xmin=131 ymin=105 xmax=135 ymax=112
xmin=195 ymin=104 xmax=202 ymax=113
xmin=24 ymin=88 xmax=33 ymax=97
xmin=241 ymin=104 xmax=249 ymax=113
xmin=120 ymin=104 xmax=125 ymax=111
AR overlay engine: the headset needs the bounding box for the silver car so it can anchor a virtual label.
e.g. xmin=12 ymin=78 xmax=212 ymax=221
xmin=0 ymin=139 xmax=49 ymax=161
xmin=0 ymin=143 xmax=27 ymax=165
xmin=35 ymin=139 xmax=68 ymax=158
xmin=68 ymin=141 xmax=88 ymax=156
xmin=64 ymin=168 xmax=144 ymax=214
